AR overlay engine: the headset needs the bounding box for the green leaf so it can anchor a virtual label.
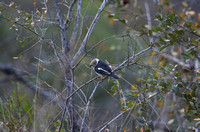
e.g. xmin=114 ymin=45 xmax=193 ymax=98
xmin=140 ymin=107 xmax=146 ymax=111
xmin=111 ymin=85 xmax=118 ymax=91
xmin=21 ymin=42 xmax=24 ymax=48
xmin=172 ymin=85 xmax=179 ymax=93
xmin=154 ymin=42 xmax=160 ymax=47
xmin=156 ymin=13 xmax=163 ymax=21
xmin=173 ymin=16 xmax=178 ymax=23
xmin=114 ymin=13 xmax=120 ymax=19
xmin=148 ymin=30 xmax=152 ymax=36
xmin=119 ymin=19 xmax=127 ymax=24
xmin=159 ymin=45 xmax=167 ymax=52
xmin=107 ymin=14 xmax=114 ymax=18
xmin=159 ymin=37 xmax=166 ymax=45
xmin=181 ymin=53 xmax=190 ymax=59
xmin=23 ymin=101 xmax=31 ymax=113
xmin=135 ymin=116 xmax=146 ymax=124
xmin=12 ymin=90 xmax=16 ymax=96
xmin=157 ymin=6 xmax=161 ymax=12
xmin=166 ymin=19 xmax=171 ymax=26
xmin=127 ymin=101 xmax=133 ymax=107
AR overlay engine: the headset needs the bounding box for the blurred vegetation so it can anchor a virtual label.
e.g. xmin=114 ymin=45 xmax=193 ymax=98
xmin=0 ymin=0 xmax=200 ymax=131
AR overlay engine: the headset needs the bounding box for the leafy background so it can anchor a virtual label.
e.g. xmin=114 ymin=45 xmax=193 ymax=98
xmin=0 ymin=0 xmax=200 ymax=131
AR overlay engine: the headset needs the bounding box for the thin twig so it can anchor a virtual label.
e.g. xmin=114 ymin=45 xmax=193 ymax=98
xmin=174 ymin=22 xmax=200 ymax=38
xmin=0 ymin=16 xmax=40 ymax=37
xmin=65 ymin=0 xmax=77 ymax=26
xmin=173 ymin=93 xmax=184 ymax=132
xmin=0 ymin=64 xmax=56 ymax=100
xmin=58 ymin=76 xmax=99 ymax=132
xmin=98 ymin=104 xmax=136 ymax=132
xmin=161 ymin=53 xmax=191 ymax=69
xmin=43 ymin=39 xmax=64 ymax=68
xmin=73 ymin=34 xmax=128 ymax=69
xmin=144 ymin=2 xmax=153 ymax=43
xmin=65 ymin=76 xmax=99 ymax=102
xmin=80 ymin=80 xmax=102 ymax=132
xmin=113 ymin=46 xmax=152 ymax=72
xmin=147 ymin=101 xmax=171 ymax=132
xmin=71 ymin=0 xmax=108 ymax=66
xmin=54 ymin=0 xmax=68 ymax=53
xmin=1 ymin=16 xmax=64 ymax=69
xmin=69 ymin=0 xmax=81 ymax=47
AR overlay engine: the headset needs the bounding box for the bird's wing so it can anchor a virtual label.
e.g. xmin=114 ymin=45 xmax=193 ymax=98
xmin=97 ymin=67 xmax=111 ymax=75
xmin=98 ymin=60 xmax=112 ymax=72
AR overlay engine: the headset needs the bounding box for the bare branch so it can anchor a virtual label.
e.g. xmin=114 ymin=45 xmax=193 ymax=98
xmin=58 ymin=76 xmax=99 ymax=132
xmin=65 ymin=0 xmax=77 ymax=26
xmin=144 ymin=2 xmax=153 ymax=43
xmin=173 ymin=93 xmax=184 ymax=132
xmin=193 ymin=121 xmax=200 ymax=132
xmin=0 ymin=64 xmax=56 ymax=100
xmin=98 ymin=106 xmax=133 ymax=132
xmin=0 ymin=16 xmax=40 ymax=37
xmin=65 ymin=76 xmax=99 ymax=102
xmin=54 ymin=0 xmax=68 ymax=53
xmin=69 ymin=0 xmax=82 ymax=47
xmin=113 ymin=46 xmax=152 ymax=71
xmin=43 ymin=39 xmax=64 ymax=68
xmin=73 ymin=34 xmax=128 ymax=69
xmin=71 ymin=0 xmax=108 ymax=66
xmin=80 ymin=80 xmax=102 ymax=132
xmin=1 ymin=16 xmax=65 ymax=69
xmin=161 ymin=53 xmax=191 ymax=69
xmin=174 ymin=22 xmax=200 ymax=38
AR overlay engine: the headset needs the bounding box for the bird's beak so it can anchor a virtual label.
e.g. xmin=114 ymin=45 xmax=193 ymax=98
xmin=89 ymin=64 xmax=92 ymax=67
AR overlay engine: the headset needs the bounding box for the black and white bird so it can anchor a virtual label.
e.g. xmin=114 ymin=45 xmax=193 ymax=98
xmin=90 ymin=58 xmax=118 ymax=79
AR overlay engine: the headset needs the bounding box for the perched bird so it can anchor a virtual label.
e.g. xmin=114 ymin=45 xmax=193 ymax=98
xmin=90 ymin=58 xmax=118 ymax=79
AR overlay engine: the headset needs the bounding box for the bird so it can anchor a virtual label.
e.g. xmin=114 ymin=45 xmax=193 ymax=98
xmin=90 ymin=58 xmax=118 ymax=79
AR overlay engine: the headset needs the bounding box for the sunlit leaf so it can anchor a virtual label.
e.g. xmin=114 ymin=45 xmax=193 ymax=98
xmin=109 ymin=18 xmax=114 ymax=24
xmin=186 ymin=11 xmax=195 ymax=16
xmin=148 ymin=59 xmax=153 ymax=65
xmin=195 ymin=22 xmax=198 ymax=28
xmin=36 ymin=9 xmax=41 ymax=15
xmin=159 ymin=45 xmax=167 ymax=52
xmin=136 ymin=78 xmax=141 ymax=82
xmin=17 ymin=10 xmax=21 ymax=14
xmin=151 ymin=51 xmax=156 ymax=57
xmin=133 ymin=93 xmax=138 ymax=96
xmin=121 ymin=98 xmax=124 ymax=103
xmin=119 ymin=19 xmax=127 ymax=24
xmin=9 ymin=1 xmax=14 ymax=7
xmin=131 ymin=84 xmax=136 ymax=89
xmin=182 ymin=1 xmax=188 ymax=7
xmin=156 ymin=100 xmax=164 ymax=107
xmin=133 ymin=0 xmax=137 ymax=8
xmin=159 ymin=61 xmax=163 ymax=66
xmin=179 ymin=14 xmax=184 ymax=19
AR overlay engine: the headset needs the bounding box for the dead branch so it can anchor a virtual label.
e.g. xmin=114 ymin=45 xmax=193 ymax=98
xmin=54 ymin=0 xmax=68 ymax=53
xmin=0 ymin=64 xmax=56 ymax=100
xmin=71 ymin=0 xmax=108 ymax=66
xmin=69 ymin=0 xmax=81 ymax=47
xmin=80 ymin=80 xmax=102 ymax=132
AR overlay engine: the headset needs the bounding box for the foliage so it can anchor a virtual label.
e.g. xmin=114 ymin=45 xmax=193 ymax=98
xmin=0 ymin=83 xmax=34 ymax=131
xmin=0 ymin=0 xmax=200 ymax=131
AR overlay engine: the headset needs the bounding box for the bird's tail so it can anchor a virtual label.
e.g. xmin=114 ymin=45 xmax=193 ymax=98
xmin=111 ymin=73 xmax=119 ymax=79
